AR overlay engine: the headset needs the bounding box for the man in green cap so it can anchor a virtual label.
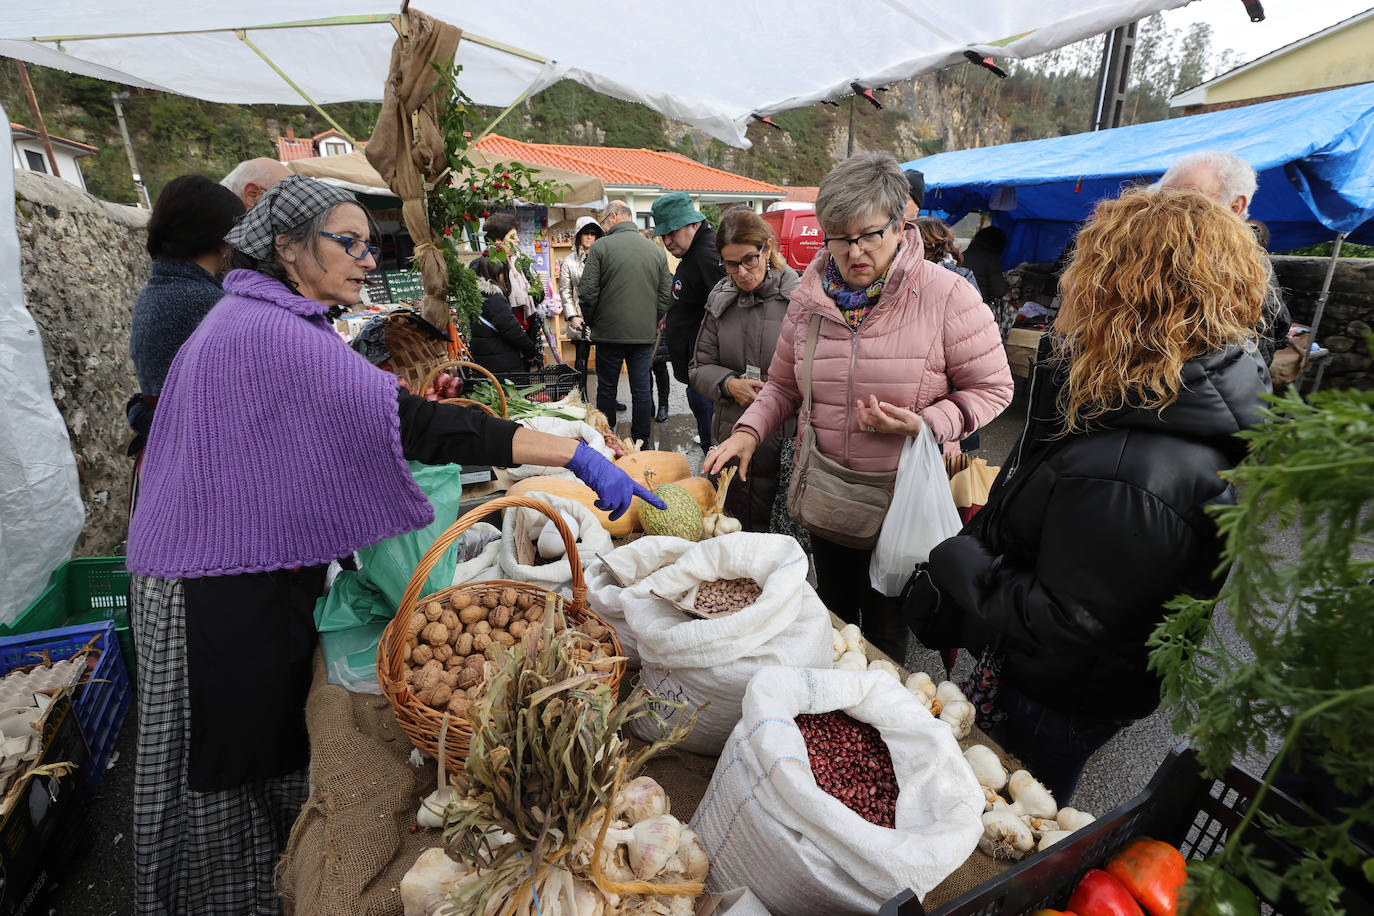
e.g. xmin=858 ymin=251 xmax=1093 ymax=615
xmin=652 ymin=191 xmax=723 ymax=448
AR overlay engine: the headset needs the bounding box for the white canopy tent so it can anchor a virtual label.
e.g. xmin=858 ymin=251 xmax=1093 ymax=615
xmin=0 ymin=1 xmax=1192 ymax=147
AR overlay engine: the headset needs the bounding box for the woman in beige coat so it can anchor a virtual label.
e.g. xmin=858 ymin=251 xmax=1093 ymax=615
xmin=690 ymin=209 xmax=800 ymax=532
xmin=557 ymin=216 xmax=602 ymax=399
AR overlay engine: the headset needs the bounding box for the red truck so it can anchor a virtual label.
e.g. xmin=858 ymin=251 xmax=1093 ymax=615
xmin=761 ymin=208 xmax=823 ymax=272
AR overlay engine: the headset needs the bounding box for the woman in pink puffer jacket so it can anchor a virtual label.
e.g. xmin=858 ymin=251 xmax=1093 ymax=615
xmin=705 ymin=151 xmax=1012 ymax=658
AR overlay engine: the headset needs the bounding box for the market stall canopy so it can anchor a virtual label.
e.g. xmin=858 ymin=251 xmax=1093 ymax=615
xmin=905 ymin=82 xmax=1374 ymax=267
xmin=287 ymin=149 xmax=606 ymax=209
xmin=0 ymin=1 xmax=1193 ymax=147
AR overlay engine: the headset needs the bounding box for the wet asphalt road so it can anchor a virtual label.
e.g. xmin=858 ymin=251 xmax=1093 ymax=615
xmin=46 ymin=371 xmax=1279 ymax=914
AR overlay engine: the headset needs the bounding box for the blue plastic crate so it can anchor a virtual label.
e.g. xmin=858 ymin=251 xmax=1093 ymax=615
xmin=0 ymin=620 xmax=132 ymax=796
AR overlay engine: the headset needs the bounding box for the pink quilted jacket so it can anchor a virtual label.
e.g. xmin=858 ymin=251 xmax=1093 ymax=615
xmin=736 ymin=226 xmax=1013 ymax=473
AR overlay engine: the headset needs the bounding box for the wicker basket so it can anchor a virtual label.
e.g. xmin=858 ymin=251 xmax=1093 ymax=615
xmin=421 ymin=359 xmax=509 ymax=419
xmin=383 ymin=311 xmax=452 ymax=393
xmin=376 ymin=495 xmax=626 ymax=773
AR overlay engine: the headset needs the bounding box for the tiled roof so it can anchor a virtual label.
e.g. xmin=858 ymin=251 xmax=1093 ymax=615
xmin=311 ymin=128 xmax=350 ymax=142
xmin=10 ymin=122 xmax=98 ymax=154
xmin=474 ymin=134 xmax=784 ymax=196
xmin=781 ymin=186 xmax=819 ymax=203
xmin=277 ymin=137 xmax=317 ymax=162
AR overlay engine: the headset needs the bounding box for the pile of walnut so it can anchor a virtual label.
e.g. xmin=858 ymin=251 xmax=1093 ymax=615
xmin=404 ymin=587 xmax=617 ymax=719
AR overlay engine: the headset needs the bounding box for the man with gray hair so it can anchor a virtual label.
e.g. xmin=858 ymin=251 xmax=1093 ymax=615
xmin=1158 ymin=150 xmax=1290 ymax=362
xmin=578 ymin=200 xmax=672 ymax=443
xmin=221 ymin=157 xmax=290 ymax=210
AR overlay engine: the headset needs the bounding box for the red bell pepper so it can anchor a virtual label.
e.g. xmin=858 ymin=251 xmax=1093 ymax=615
xmin=1105 ymin=837 xmax=1187 ymax=916
xmin=1067 ymin=869 xmax=1146 ymax=916
xmin=1031 ymin=911 xmax=1080 ymax=916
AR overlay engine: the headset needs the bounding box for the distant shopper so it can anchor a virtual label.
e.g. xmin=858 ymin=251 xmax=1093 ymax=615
xmin=902 ymin=168 xmax=925 ymax=225
xmin=915 ymin=217 xmax=980 ymax=294
xmin=470 ymin=256 xmax=539 ymax=376
xmin=484 ymin=212 xmax=548 ymax=365
xmin=579 ymin=200 xmax=672 ymax=443
xmin=558 ymin=216 xmax=603 ymax=399
xmin=1157 ymin=150 xmax=1291 ymax=363
xmin=962 ymin=226 xmax=1010 ymax=306
xmin=653 ymin=191 xmax=723 ymax=450
xmin=690 ymin=209 xmax=801 ymax=531
xmin=220 ymin=157 xmax=289 ymax=210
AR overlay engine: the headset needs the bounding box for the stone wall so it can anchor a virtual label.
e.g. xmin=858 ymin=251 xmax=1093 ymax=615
xmin=14 ymin=170 xmax=149 ymax=556
xmin=1272 ymin=256 xmax=1374 ymax=390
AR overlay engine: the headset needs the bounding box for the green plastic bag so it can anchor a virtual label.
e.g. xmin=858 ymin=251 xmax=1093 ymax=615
xmin=357 ymin=461 xmax=468 ymax=610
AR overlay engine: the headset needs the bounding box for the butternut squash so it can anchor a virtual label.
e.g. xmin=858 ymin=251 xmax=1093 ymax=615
xmin=505 ymin=476 xmax=640 ymax=537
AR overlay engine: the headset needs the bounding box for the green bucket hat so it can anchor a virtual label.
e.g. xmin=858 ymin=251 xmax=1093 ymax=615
xmin=651 ymin=191 xmax=706 ymax=237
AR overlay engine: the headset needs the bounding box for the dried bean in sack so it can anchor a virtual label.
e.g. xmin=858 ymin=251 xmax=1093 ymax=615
xmin=585 ymin=536 xmax=697 ymax=667
xmin=498 ymin=494 xmax=613 ymax=595
xmin=689 ymin=668 xmax=984 ymax=915
xmin=621 ymin=533 xmax=832 ymax=755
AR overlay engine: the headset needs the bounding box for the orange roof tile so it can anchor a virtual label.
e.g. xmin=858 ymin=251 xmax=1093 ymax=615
xmin=277 ymin=137 xmax=317 ymax=162
xmin=311 ymin=128 xmax=350 ymax=142
xmin=781 ymin=186 xmax=819 ymax=203
xmin=474 ymin=134 xmax=784 ymax=196
xmin=10 ymin=122 xmax=98 ymax=154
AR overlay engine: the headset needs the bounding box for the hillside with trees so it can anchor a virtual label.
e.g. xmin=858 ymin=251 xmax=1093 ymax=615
xmin=2 ymin=16 xmax=1231 ymax=205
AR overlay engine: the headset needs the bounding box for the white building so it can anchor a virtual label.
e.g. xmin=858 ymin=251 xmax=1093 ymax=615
xmin=10 ymin=122 xmax=97 ymax=190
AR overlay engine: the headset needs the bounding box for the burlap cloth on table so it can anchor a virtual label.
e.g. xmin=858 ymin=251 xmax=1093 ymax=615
xmin=277 ymin=648 xmax=1016 ymax=915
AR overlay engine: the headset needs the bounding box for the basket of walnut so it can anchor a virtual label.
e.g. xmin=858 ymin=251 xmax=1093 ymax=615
xmin=376 ymin=495 xmax=626 ymax=773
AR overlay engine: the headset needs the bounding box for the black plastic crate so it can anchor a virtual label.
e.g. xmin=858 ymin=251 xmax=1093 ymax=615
xmin=470 ymin=364 xmax=581 ymax=403
xmin=880 ymin=745 xmax=1373 ymax=916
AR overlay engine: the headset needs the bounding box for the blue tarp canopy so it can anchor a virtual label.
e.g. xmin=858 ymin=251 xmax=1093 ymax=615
xmin=904 ymin=82 xmax=1374 ymax=267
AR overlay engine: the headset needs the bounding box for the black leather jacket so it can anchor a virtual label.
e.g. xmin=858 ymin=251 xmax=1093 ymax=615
xmin=910 ymin=337 xmax=1270 ymax=719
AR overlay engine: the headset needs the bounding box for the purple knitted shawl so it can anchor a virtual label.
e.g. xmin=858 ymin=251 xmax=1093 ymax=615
xmin=127 ymin=270 xmax=434 ymax=578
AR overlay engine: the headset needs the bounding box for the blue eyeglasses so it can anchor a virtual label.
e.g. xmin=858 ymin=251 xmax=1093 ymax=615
xmin=320 ymin=231 xmax=380 ymax=261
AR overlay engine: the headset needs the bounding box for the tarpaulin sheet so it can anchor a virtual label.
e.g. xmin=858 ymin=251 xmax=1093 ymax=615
xmin=905 ymin=82 xmax=1374 ymax=266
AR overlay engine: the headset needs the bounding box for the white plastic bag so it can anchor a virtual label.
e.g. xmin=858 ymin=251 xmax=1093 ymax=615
xmin=690 ymin=667 xmax=983 ymax=914
xmin=498 ymin=495 xmax=613 ymax=595
xmin=868 ymin=424 xmax=962 ymax=597
xmin=506 ymin=416 xmax=611 ymax=480
xmin=621 ymin=533 xmax=832 ymax=754
xmin=584 ymin=536 xmax=697 ymax=666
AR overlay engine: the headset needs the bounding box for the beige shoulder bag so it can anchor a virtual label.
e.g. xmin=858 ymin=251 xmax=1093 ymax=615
xmin=785 ymin=315 xmax=897 ymax=549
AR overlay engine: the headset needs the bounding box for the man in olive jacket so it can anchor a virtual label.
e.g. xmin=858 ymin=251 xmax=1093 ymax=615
xmin=579 ymin=200 xmax=672 ymax=444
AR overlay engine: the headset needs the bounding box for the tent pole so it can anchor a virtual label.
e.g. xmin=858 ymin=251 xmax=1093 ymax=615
xmin=234 ymin=30 xmax=358 ymax=145
xmin=1303 ymin=232 xmax=1344 ymax=395
xmin=14 ymin=62 xmax=61 ymax=177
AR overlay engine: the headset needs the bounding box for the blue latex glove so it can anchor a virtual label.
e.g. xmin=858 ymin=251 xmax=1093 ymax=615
xmin=565 ymin=440 xmax=666 ymax=520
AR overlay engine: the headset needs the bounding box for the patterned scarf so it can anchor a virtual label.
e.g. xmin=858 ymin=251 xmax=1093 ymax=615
xmin=822 ymin=256 xmax=888 ymax=330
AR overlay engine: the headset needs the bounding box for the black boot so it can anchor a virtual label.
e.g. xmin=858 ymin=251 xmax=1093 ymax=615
xmin=616 ymin=401 xmax=628 ymax=412
xmin=655 ymin=399 xmax=669 ymax=423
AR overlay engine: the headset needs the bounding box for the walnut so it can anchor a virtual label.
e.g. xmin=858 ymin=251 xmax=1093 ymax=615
xmin=442 ymin=669 xmax=459 ymax=689
xmin=471 ymin=633 xmax=492 ymax=652
xmin=516 ymin=593 xmax=533 ymax=611
xmin=457 ymin=666 xmax=481 ymax=689
xmin=439 ymin=609 xmax=459 ymax=632
xmin=445 ymin=655 xmax=465 ymax=670
xmin=482 ymin=592 xmax=500 ymax=609
xmin=431 ymin=644 xmax=452 ymax=662
xmin=508 ymin=620 xmax=528 ymax=639
xmin=411 ymin=644 xmax=434 ymax=665
xmin=489 ymin=606 xmax=512 ymax=630
xmin=451 ymin=592 xmax=473 ymax=611
xmin=428 ymin=684 xmax=452 ymax=708
xmin=473 ymin=620 xmax=491 ymax=636
xmin=525 ymin=603 xmax=545 ymax=623
xmin=422 ymin=622 xmax=450 ymax=646
xmin=500 ymin=587 xmax=518 ymax=607
xmin=404 ymin=610 xmax=427 ymax=641
xmin=455 ymin=633 xmax=474 ymax=656
xmin=424 ymin=601 xmax=444 ymax=622
xmin=447 ymin=694 xmax=472 ymax=717
xmin=492 ymin=630 xmax=516 ymax=648
xmin=459 ymin=605 xmax=487 ymax=626
xmin=463 ymin=653 xmax=485 ymax=670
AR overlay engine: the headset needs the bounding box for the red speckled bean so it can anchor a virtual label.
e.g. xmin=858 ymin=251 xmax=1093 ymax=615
xmin=795 ymin=711 xmax=897 ymax=828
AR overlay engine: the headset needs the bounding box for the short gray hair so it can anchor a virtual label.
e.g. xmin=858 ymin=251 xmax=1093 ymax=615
xmin=1158 ymin=151 xmax=1258 ymax=216
xmin=220 ymin=157 xmax=289 ymax=199
xmin=602 ymin=200 xmax=634 ymax=223
xmin=815 ymin=151 xmax=910 ymax=235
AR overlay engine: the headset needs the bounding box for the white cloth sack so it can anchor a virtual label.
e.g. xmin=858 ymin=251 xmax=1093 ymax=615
xmin=621 ymin=533 xmax=832 ymax=755
xmin=583 ymin=535 xmax=696 ymax=667
xmin=506 ymin=416 xmax=611 ymax=480
xmin=690 ymin=668 xmax=984 ymax=914
xmin=713 ymin=887 xmax=772 ymax=916
xmin=868 ymin=424 xmax=962 ymax=597
xmin=498 ymin=494 xmax=613 ymax=595
xmin=450 ymin=522 xmax=502 ymax=586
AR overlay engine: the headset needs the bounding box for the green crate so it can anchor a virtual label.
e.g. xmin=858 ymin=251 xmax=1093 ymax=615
xmin=3 ymin=557 xmax=133 ymax=677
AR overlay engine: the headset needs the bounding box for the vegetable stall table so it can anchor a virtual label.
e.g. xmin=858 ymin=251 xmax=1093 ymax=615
xmin=277 ymin=630 xmax=1029 ymax=915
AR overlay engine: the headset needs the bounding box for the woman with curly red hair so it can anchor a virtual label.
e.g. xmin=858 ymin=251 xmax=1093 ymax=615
xmin=905 ymin=187 xmax=1272 ymax=800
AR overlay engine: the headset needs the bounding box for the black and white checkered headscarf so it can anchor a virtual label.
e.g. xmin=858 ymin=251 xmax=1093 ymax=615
xmin=224 ymin=175 xmax=357 ymax=259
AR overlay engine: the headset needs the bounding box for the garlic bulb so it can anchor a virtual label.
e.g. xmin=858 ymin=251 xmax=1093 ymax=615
xmin=911 ymin=690 xmax=933 ymax=712
xmin=979 ymin=802 xmax=1035 ymax=860
xmin=839 ymin=624 xmax=865 ymax=654
xmin=416 ymin=784 xmax=457 ymax=829
xmin=1007 ymin=769 xmax=1058 ymax=819
xmin=982 ymin=787 xmax=1006 ymax=812
xmin=935 ymin=680 xmax=967 ymax=707
xmin=664 ymin=826 xmax=709 ymax=882
xmin=613 ymin=776 xmax=668 ymax=824
xmin=939 ymin=699 xmax=975 ymax=739
xmin=834 ymin=650 xmax=868 ymax=671
xmin=401 ymin=848 xmax=473 ymax=916
xmin=963 ymin=744 xmax=1008 ymax=791
xmin=1038 ymin=829 xmax=1074 ymax=851
xmin=832 ymin=628 xmax=847 ymax=661
xmin=536 ymin=511 xmax=581 ymax=560
xmin=714 ymin=516 xmax=742 ymax=535
xmin=1020 ymin=814 xmax=1059 ymax=838
xmin=604 ymin=814 xmax=683 ymax=879
xmin=867 ymin=658 xmax=902 ymax=681
xmin=905 ymin=671 xmax=937 ymax=699
xmin=1055 ymin=806 xmax=1096 ymax=832
xmin=571 ymin=877 xmax=609 ymax=916
xmin=701 ymin=515 xmax=718 ymax=538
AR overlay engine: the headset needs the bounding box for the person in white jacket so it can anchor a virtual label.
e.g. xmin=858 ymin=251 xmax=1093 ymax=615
xmin=558 ymin=216 xmax=603 ymax=399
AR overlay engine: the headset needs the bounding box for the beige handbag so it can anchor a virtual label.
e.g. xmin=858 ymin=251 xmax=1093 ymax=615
xmin=786 ymin=315 xmax=897 ymax=550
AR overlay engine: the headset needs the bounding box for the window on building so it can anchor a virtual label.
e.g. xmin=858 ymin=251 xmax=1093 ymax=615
xmin=322 ymin=141 xmax=347 ymax=156
xmin=24 ymin=150 xmax=47 ymax=173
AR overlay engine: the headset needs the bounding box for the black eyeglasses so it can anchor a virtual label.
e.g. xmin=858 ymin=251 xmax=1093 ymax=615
xmin=723 ymin=248 xmax=764 ymax=274
xmin=823 ymin=216 xmax=899 ymax=254
xmin=320 ymin=231 xmax=380 ymax=261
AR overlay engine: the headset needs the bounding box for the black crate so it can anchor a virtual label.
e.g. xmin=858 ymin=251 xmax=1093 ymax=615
xmin=880 ymin=745 xmax=1374 ymax=916
xmin=470 ymin=364 xmax=581 ymax=403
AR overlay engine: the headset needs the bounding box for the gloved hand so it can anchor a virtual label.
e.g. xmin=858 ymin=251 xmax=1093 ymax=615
xmin=565 ymin=440 xmax=666 ymax=520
